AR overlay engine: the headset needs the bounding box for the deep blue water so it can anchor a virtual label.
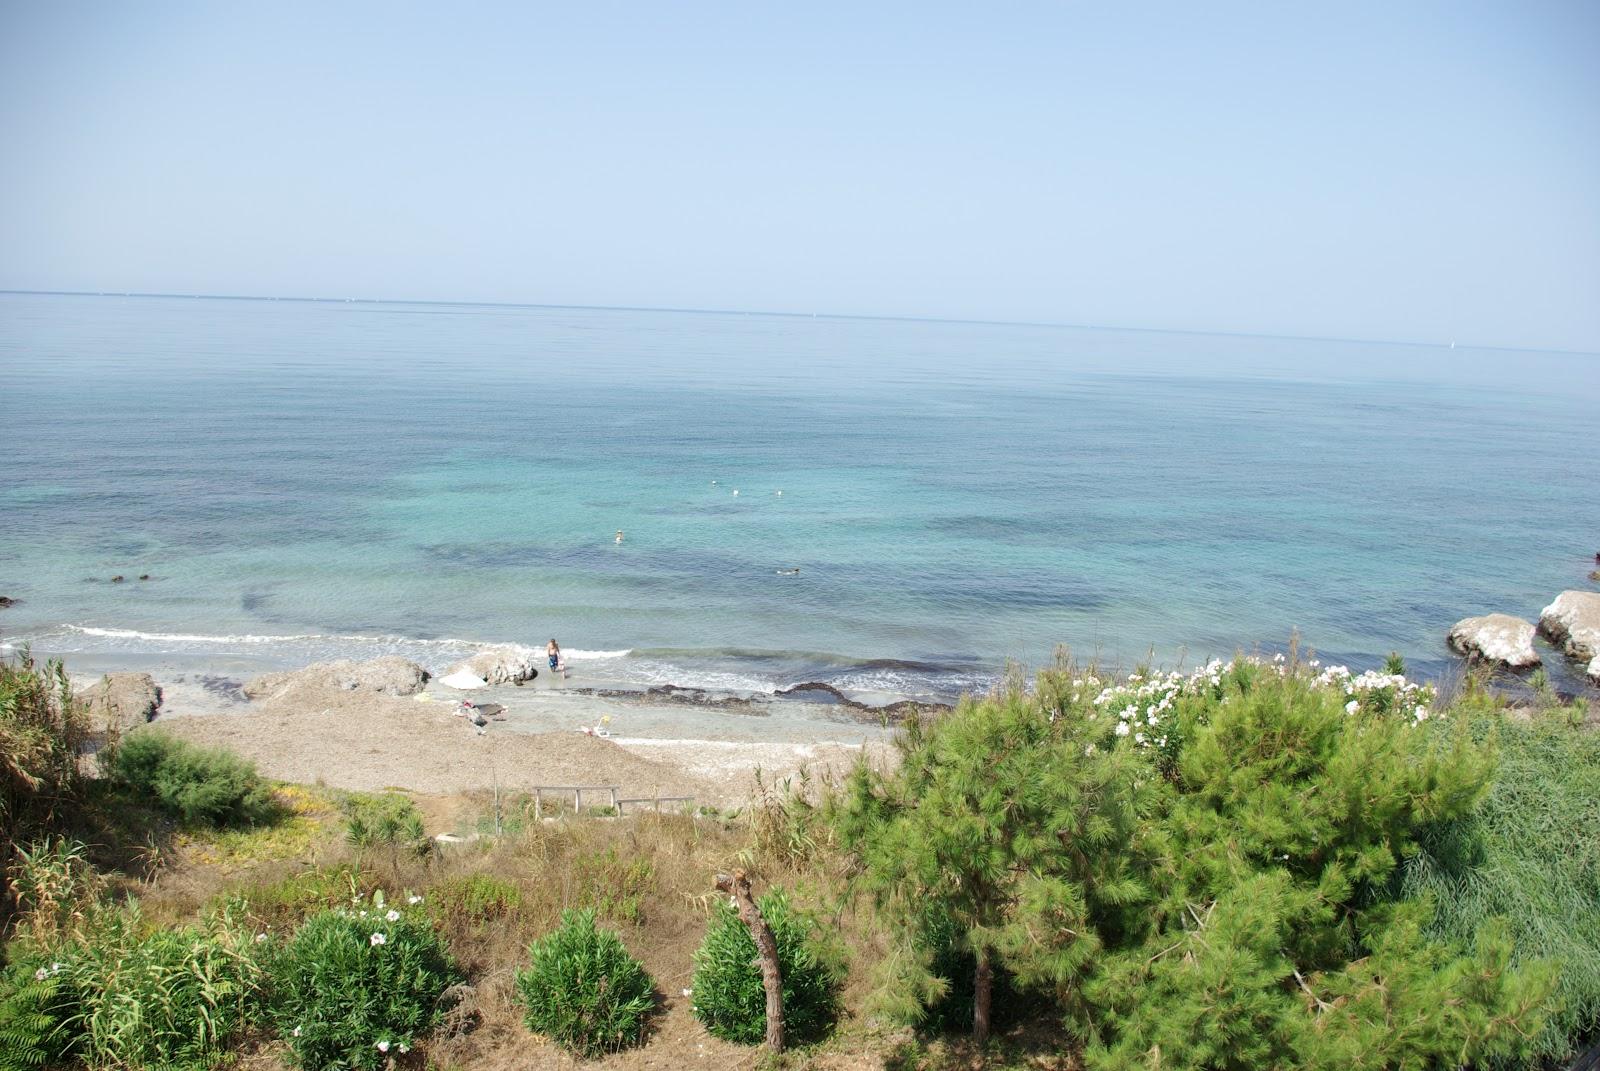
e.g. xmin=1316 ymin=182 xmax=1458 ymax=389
xmin=1 ymin=292 xmax=1596 ymax=699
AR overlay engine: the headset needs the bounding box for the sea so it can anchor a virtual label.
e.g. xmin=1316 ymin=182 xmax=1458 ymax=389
xmin=2 ymin=290 xmax=1597 ymax=703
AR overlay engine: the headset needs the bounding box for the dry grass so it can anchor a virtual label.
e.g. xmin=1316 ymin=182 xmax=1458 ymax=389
xmin=114 ymin=777 xmax=953 ymax=1070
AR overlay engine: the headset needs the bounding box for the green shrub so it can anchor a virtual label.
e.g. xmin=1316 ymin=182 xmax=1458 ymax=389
xmin=1 ymin=653 xmax=88 ymax=926
xmin=691 ymin=888 xmax=840 ymax=1045
xmin=835 ymin=656 xmax=1558 ymax=1066
xmin=513 ymin=908 xmax=655 ymax=1057
xmin=1402 ymin=714 xmax=1600 ymax=1066
xmin=271 ymin=890 xmax=461 ymax=1070
xmin=64 ymin=901 xmax=269 ymax=1070
xmin=108 ymin=732 xmax=276 ymax=828
xmin=341 ymin=791 xmax=430 ymax=863
xmin=571 ymin=846 xmax=655 ymax=924
xmin=425 ymin=872 xmax=521 ymax=927
xmin=0 ymin=954 xmax=80 ymax=1071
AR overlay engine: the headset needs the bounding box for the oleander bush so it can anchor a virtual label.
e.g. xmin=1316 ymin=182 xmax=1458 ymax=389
xmin=271 ymin=890 xmax=460 ymax=1070
xmin=108 ymin=731 xmax=277 ymax=828
xmin=514 ymin=908 xmax=655 ymax=1057
xmin=1402 ymin=712 xmax=1600 ymax=1067
xmin=690 ymin=887 xmax=840 ymax=1045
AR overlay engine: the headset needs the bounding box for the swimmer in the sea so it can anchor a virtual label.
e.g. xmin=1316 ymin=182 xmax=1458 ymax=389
xmin=615 ymin=530 xmax=624 ymax=544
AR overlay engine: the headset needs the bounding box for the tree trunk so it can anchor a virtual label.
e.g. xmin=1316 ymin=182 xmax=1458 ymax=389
xmin=973 ymin=945 xmax=993 ymax=1043
xmin=715 ymin=869 xmax=785 ymax=1052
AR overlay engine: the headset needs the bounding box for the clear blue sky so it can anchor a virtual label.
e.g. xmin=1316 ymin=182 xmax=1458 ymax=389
xmin=2 ymin=2 xmax=1596 ymax=351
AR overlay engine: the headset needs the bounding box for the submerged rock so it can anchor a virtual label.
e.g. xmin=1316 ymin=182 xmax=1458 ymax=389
xmin=1539 ymin=590 xmax=1600 ymax=665
xmin=0 ymin=595 xmax=16 ymax=608
xmin=441 ymin=645 xmax=539 ymax=686
xmin=244 ymin=656 xmax=431 ymax=700
xmin=1447 ymin=614 xmax=1541 ymax=669
xmin=82 ymin=672 xmax=162 ymax=732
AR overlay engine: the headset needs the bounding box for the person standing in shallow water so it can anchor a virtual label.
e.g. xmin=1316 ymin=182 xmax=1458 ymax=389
xmin=546 ymin=639 xmax=566 ymax=678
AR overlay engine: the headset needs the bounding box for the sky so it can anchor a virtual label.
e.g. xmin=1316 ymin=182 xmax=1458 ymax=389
xmin=1 ymin=2 xmax=1596 ymax=351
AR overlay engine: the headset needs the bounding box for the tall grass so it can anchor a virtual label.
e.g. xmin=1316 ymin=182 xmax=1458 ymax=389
xmin=1402 ymin=713 xmax=1600 ymax=1066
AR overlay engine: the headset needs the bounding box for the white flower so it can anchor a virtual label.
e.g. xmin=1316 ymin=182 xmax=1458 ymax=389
xmin=682 ymin=987 xmax=693 ymax=997
xmin=1084 ymin=744 xmax=1096 ymax=756
xmin=408 ymin=895 xmax=422 ymax=905
xmin=1135 ymin=732 xmax=1146 ymax=745
xmin=1345 ymin=700 xmax=1359 ymax=714
xmin=1414 ymin=706 xmax=1430 ymax=722
xmin=359 ymin=910 xmax=367 ymax=917
xmin=386 ymin=910 xmax=400 ymax=922
xmin=34 ymin=967 xmax=49 ymax=981
xmin=370 ymin=932 xmax=387 ymax=946
xmin=255 ymin=933 xmax=268 ymax=943
xmin=1114 ymin=721 xmax=1131 ymax=737
xmin=399 ymin=1043 xmax=410 ymax=1054
xmin=50 ymin=963 xmax=62 ymax=973
xmin=376 ymin=1040 xmax=390 ymax=1053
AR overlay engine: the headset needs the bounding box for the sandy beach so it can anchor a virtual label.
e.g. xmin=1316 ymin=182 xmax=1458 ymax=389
xmin=82 ymin=657 xmax=894 ymax=808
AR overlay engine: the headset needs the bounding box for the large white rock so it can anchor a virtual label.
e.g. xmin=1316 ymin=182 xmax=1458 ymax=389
xmin=441 ymin=645 xmax=538 ymax=686
xmin=81 ymin=672 xmax=162 ymax=732
xmin=244 ymin=656 xmax=430 ymax=700
xmin=1538 ymin=590 xmax=1600 ymax=664
xmin=1446 ymin=614 xmax=1541 ymax=668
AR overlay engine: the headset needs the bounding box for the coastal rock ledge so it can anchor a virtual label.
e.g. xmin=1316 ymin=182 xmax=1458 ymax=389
xmin=441 ymin=645 xmax=539 ymax=686
xmin=82 ymin=672 xmax=162 ymax=732
xmin=244 ymin=656 xmax=431 ymax=700
xmin=1539 ymin=590 xmax=1600 ymax=683
xmin=1446 ymin=614 xmax=1541 ymax=669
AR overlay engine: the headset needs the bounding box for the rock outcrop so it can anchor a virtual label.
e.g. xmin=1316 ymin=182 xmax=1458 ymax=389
xmin=1446 ymin=614 xmax=1540 ymax=669
xmin=1539 ymin=590 xmax=1600 ymax=684
xmin=244 ymin=656 xmax=431 ymax=700
xmin=81 ymin=672 xmax=162 ymax=732
xmin=440 ymin=645 xmax=539 ymax=686
xmin=0 ymin=595 xmax=17 ymax=608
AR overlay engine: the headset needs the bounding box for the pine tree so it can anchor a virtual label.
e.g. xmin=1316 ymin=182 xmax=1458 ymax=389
xmin=834 ymin=687 xmax=1149 ymax=1042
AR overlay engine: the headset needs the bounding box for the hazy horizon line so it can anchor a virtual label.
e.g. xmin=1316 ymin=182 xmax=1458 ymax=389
xmin=3 ymin=287 xmax=1596 ymax=359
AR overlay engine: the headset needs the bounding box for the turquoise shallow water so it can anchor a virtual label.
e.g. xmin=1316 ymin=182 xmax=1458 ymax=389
xmin=1 ymin=292 xmax=1596 ymax=699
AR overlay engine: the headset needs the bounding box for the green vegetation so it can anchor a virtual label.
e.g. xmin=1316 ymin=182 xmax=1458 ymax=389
xmin=514 ymin=907 xmax=655 ymax=1057
xmin=840 ymin=657 xmax=1558 ymax=1069
xmin=1 ymin=653 xmax=88 ymax=926
xmin=1402 ymin=713 xmax=1600 ymax=1066
xmin=3 ymin=647 xmax=1598 ymax=1068
xmin=270 ymin=890 xmax=461 ymax=1071
xmin=340 ymin=790 xmax=430 ymax=863
xmin=108 ymin=731 xmax=277 ymax=828
xmin=691 ymin=887 xmax=841 ymax=1045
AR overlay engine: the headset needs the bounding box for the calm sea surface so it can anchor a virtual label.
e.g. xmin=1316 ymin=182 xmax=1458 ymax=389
xmin=2 ymin=292 xmax=1596 ymax=700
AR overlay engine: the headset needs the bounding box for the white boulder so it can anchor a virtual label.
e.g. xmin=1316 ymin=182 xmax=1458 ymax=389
xmin=441 ymin=645 xmax=539 ymax=686
xmin=1538 ymin=590 xmax=1600 ymax=664
xmin=1446 ymin=614 xmax=1540 ymax=669
xmin=244 ymin=656 xmax=430 ymax=700
xmin=81 ymin=672 xmax=162 ymax=732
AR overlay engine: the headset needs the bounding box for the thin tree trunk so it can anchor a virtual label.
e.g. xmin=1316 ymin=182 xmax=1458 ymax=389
xmin=715 ymin=869 xmax=785 ymax=1052
xmin=973 ymin=945 xmax=993 ymax=1043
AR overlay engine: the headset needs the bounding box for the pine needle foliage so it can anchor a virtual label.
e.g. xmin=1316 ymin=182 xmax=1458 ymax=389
xmin=513 ymin=908 xmax=655 ymax=1058
xmin=270 ymin=890 xmax=460 ymax=1070
xmin=833 ymin=684 xmax=1152 ymax=1039
xmin=834 ymin=657 xmax=1560 ymax=1067
xmin=108 ymin=732 xmax=277 ymax=829
xmin=1401 ymin=713 xmax=1600 ymax=1066
xmin=690 ymin=888 xmax=841 ymax=1046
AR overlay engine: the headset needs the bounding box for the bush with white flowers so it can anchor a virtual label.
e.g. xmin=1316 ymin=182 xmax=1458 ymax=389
xmin=271 ymin=890 xmax=459 ymax=1070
